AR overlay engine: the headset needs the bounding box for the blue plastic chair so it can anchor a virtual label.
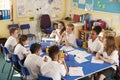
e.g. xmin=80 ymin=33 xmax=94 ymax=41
xmin=0 ymin=44 xmax=13 ymax=80
xmin=8 ymin=24 xmax=19 ymax=29
xmin=18 ymin=60 xmax=30 ymax=80
xmin=38 ymin=74 xmax=53 ymax=80
xmin=0 ymin=44 xmax=12 ymax=73
xmin=9 ymin=54 xmax=21 ymax=80
xmin=20 ymin=24 xmax=36 ymax=40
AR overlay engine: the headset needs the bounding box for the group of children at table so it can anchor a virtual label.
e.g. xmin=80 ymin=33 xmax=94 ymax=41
xmin=4 ymin=21 xmax=119 ymax=80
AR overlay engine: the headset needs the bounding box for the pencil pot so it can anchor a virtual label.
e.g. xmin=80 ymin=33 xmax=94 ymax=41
xmin=46 ymin=46 xmax=49 ymax=54
xmin=65 ymin=54 xmax=69 ymax=61
xmin=60 ymin=51 xmax=65 ymax=58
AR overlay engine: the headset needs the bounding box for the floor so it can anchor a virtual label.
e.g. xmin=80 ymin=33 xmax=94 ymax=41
xmin=0 ymin=53 xmax=21 ymax=80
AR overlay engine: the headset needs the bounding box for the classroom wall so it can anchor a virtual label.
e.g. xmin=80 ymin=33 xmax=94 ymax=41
xmin=0 ymin=0 xmax=66 ymax=38
xmin=67 ymin=0 xmax=120 ymax=30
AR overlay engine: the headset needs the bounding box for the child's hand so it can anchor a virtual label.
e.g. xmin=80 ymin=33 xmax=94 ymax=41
xmin=99 ymin=55 xmax=104 ymax=61
xmin=44 ymin=56 xmax=48 ymax=62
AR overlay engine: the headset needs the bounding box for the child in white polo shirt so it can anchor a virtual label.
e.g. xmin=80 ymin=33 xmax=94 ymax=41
xmin=5 ymin=27 xmax=18 ymax=53
xmin=59 ymin=23 xmax=77 ymax=47
xmin=41 ymin=45 xmax=67 ymax=80
xmin=24 ymin=43 xmax=47 ymax=80
xmin=88 ymin=26 xmax=102 ymax=54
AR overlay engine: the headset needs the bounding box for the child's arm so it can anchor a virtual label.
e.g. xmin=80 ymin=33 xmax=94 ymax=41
xmin=58 ymin=32 xmax=65 ymax=45
xmin=61 ymin=60 xmax=68 ymax=74
xmin=50 ymin=30 xmax=56 ymax=38
xmin=99 ymin=56 xmax=115 ymax=64
xmin=64 ymin=34 xmax=70 ymax=47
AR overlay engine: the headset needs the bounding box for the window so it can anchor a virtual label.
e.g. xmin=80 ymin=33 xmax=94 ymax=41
xmin=0 ymin=0 xmax=11 ymax=20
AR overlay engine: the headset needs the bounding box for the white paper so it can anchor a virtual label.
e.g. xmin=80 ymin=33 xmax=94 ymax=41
xmin=42 ymin=37 xmax=55 ymax=42
xmin=91 ymin=57 xmax=104 ymax=64
xmin=67 ymin=50 xmax=91 ymax=58
xmin=69 ymin=67 xmax=84 ymax=76
xmin=79 ymin=0 xmax=85 ymax=4
xmin=74 ymin=56 xmax=88 ymax=63
xmin=60 ymin=46 xmax=75 ymax=52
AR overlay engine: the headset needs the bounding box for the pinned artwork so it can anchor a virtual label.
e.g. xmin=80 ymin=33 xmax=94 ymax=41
xmin=85 ymin=3 xmax=93 ymax=11
xmin=72 ymin=2 xmax=78 ymax=10
xmin=17 ymin=0 xmax=63 ymax=18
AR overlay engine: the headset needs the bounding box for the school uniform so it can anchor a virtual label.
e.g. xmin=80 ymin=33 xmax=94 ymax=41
xmin=50 ymin=29 xmax=60 ymax=41
xmin=41 ymin=61 xmax=66 ymax=80
xmin=24 ymin=54 xmax=44 ymax=80
xmin=64 ymin=32 xmax=77 ymax=47
xmin=14 ymin=43 xmax=29 ymax=60
xmin=4 ymin=36 xmax=17 ymax=53
xmin=98 ymin=49 xmax=119 ymax=77
xmin=88 ymin=37 xmax=102 ymax=52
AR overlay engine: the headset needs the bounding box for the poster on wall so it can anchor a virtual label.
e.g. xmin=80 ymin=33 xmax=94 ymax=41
xmin=17 ymin=0 xmax=26 ymax=17
xmin=17 ymin=0 xmax=63 ymax=18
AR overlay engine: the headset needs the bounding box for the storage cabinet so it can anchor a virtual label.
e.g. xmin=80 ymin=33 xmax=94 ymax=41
xmin=79 ymin=29 xmax=90 ymax=48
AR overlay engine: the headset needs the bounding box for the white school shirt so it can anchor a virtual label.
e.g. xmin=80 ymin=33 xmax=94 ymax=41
xmin=65 ymin=32 xmax=77 ymax=47
xmin=24 ymin=54 xmax=44 ymax=80
xmin=50 ymin=29 xmax=60 ymax=42
xmin=88 ymin=38 xmax=102 ymax=52
xmin=98 ymin=48 xmax=119 ymax=70
xmin=41 ymin=61 xmax=66 ymax=80
xmin=4 ymin=36 xmax=17 ymax=53
xmin=14 ymin=44 xmax=29 ymax=60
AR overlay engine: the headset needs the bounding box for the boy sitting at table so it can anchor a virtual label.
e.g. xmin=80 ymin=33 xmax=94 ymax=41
xmin=41 ymin=45 xmax=67 ymax=80
xmin=24 ymin=43 xmax=47 ymax=80
xmin=59 ymin=23 xmax=77 ymax=47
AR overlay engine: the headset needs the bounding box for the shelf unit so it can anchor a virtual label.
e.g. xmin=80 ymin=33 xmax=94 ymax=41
xmin=79 ymin=29 xmax=91 ymax=48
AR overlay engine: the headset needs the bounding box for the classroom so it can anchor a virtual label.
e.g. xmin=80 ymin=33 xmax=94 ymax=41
xmin=0 ymin=0 xmax=120 ymax=80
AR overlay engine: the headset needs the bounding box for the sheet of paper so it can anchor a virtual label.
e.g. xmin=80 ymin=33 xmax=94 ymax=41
xmin=60 ymin=46 xmax=74 ymax=52
xmin=69 ymin=67 xmax=84 ymax=76
xmin=74 ymin=57 xmax=88 ymax=63
xmin=42 ymin=38 xmax=55 ymax=42
xmin=91 ymin=57 xmax=104 ymax=64
xmin=67 ymin=50 xmax=91 ymax=58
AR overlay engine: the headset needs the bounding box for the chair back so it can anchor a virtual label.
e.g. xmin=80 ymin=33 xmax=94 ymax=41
xmin=11 ymin=54 xmax=20 ymax=63
xmin=0 ymin=44 xmax=10 ymax=55
xmin=20 ymin=24 xmax=30 ymax=34
xmin=8 ymin=24 xmax=19 ymax=29
xmin=38 ymin=74 xmax=53 ymax=80
xmin=18 ymin=60 xmax=30 ymax=76
xmin=20 ymin=24 xmax=30 ymax=30
xmin=40 ymin=14 xmax=51 ymax=29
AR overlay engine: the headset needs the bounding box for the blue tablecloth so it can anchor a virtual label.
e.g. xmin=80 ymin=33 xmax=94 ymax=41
xmin=29 ymin=40 xmax=115 ymax=80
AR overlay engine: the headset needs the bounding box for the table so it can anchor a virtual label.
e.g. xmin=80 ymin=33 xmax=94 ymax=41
xmin=64 ymin=49 xmax=115 ymax=80
xmin=29 ymin=40 xmax=116 ymax=80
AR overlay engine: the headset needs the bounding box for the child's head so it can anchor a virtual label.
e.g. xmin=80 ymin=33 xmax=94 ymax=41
xmin=48 ymin=45 xmax=60 ymax=61
xmin=58 ymin=21 xmax=66 ymax=35
xmin=90 ymin=26 xmax=102 ymax=40
xmin=19 ymin=35 xmax=28 ymax=46
xmin=66 ymin=23 xmax=74 ymax=34
xmin=104 ymin=36 xmax=117 ymax=56
xmin=30 ymin=43 xmax=41 ymax=55
xmin=9 ymin=27 xmax=19 ymax=38
xmin=53 ymin=23 xmax=58 ymax=29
